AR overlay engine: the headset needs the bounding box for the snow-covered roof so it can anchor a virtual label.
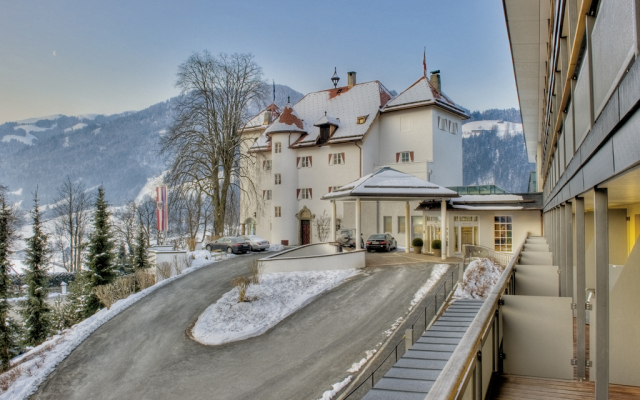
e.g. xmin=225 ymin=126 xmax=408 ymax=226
xmin=322 ymin=167 xmax=459 ymax=201
xmin=264 ymin=103 xmax=307 ymax=135
xmin=313 ymin=115 xmax=341 ymax=127
xmin=461 ymin=120 xmax=523 ymax=138
xmin=244 ymin=104 xmax=281 ymax=131
xmin=382 ymin=76 xmax=468 ymax=118
xmin=415 ymin=193 xmax=543 ymax=211
xmin=450 ymin=195 xmax=525 ymax=203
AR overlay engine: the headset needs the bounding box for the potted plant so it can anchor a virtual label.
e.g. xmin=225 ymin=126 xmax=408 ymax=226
xmin=412 ymin=237 xmax=424 ymax=254
xmin=431 ymin=239 xmax=442 ymax=257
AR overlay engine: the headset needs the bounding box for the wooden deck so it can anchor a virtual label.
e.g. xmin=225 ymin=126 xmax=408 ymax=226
xmin=493 ymin=375 xmax=640 ymax=399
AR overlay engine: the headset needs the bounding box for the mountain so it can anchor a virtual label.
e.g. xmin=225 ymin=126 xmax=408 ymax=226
xmin=0 ymin=85 xmax=304 ymax=208
xmin=462 ymin=119 xmax=535 ymax=193
xmin=462 ymin=107 xmax=522 ymax=124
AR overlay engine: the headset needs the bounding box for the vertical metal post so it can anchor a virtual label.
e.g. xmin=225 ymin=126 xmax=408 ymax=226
xmin=560 ymin=204 xmax=567 ymax=297
xmin=355 ymin=198 xmax=362 ymax=250
xmin=594 ymin=188 xmax=609 ymax=400
xmin=441 ymin=199 xmax=447 ymax=260
xmin=331 ymin=200 xmax=337 ymax=242
xmin=475 ymin=347 xmax=483 ymax=400
xmin=575 ymin=197 xmax=586 ymax=379
xmin=405 ymin=201 xmax=411 ymax=253
xmin=566 ymin=201 xmax=574 ymax=298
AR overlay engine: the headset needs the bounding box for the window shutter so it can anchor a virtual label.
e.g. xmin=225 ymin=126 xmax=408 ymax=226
xmin=296 ymin=157 xmax=300 ymax=167
xmin=263 ymin=190 xmax=265 ymax=198
xmin=263 ymin=161 xmax=266 ymax=169
xmin=296 ymin=189 xmax=300 ymax=199
xmin=341 ymin=153 xmax=345 ymax=163
xmin=309 ymin=188 xmax=312 ymax=198
xmin=329 ymin=154 xmax=332 ymax=165
xmin=328 ymin=186 xmax=332 ymax=193
xmin=410 ymin=151 xmax=414 ymax=162
xmin=309 ymin=156 xmax=312 ymax=166
xmin=396 ymin=153 xmax=400 ymax=163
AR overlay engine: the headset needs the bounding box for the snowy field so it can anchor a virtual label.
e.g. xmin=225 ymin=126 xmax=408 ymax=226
xmin=191 ymin=269 xmax=359 ymax=346
xmin=453 ymin=258 xmax=504 ymax=299
xmin=0 ymin=250 xmax=222 ymax=400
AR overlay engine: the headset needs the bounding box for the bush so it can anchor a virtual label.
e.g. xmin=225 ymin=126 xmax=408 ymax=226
xmin=91 ymin=271 xmax=155 ymax=310
xmin=431 ymin=239 xmax=441 ymax=250
xmin=248 ymin=260 xmax=263 ymax=285
xmin=412 ymin=237 xmax=424 ymax=247
xmin=231 ymin=276 xmax=252 ymax=303
xmin=156 ymin=262 xmax=172 ymax=280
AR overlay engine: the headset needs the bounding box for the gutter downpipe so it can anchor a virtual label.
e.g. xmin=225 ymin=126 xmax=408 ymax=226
xmin=355 ymin=142 xmax=362 ymax=178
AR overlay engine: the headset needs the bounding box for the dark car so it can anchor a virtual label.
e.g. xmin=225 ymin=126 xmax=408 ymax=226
xmin=366 ymin=233 xmax=397 ymax=252
xmin=205 ymin=237 xmax=251 ymax=254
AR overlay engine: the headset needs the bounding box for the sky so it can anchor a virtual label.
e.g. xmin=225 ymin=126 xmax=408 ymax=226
xmin=0 ymin=0 xmax=520 ymax=124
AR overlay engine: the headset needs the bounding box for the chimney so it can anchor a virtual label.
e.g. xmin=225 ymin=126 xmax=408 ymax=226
xmin=263 ymin=108 xmax=271 ymax=125
xmin=347 ymin=71 xmax=356 ymax=87
xmin=430 ymin=70 xmax=441 ymax=93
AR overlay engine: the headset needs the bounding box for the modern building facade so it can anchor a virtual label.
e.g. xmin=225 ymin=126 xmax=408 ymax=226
xmin=504 ymin=0 xmax=640 ymax=395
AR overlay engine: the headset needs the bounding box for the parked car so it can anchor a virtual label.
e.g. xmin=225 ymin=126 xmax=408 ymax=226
xmin=241 ymin=235 xmax=270 ymax=251
xmin=336 ymin=228 xmax=365 ymax=249
xmin=205 ymin=237 xmax=251 ymax=254
xmin=366 ymin=233 xmax=397 ymax=252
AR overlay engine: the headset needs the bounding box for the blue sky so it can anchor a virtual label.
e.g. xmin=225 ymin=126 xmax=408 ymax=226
xmin=0 ymin=0 xmax=519 ymax=123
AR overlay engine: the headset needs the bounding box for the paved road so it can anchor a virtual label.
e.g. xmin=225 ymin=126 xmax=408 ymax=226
xmin=32 ymin=255 xmax=443 ymax=400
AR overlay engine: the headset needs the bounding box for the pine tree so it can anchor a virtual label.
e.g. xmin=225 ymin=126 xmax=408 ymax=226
xmin=132 ymin=227 xmax=150 ymax=272
xmin=0 ymin=188 xmax=24 ymax=370
xmin=21 ymin=191 xmax=52 ymax=347
xmin=84 ymin=187 xmax=116 ymax=316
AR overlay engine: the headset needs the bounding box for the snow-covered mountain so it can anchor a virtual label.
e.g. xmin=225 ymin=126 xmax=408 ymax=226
xmin=462 ymin=120 xmax=535 ymax=193
xmin=0 ymin=85 xmax=304 ymax=208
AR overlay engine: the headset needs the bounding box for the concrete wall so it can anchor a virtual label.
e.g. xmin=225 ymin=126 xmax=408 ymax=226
xmin=431 ymin=108 xmax=463 ymax=187
xmin=260 ymin=244 xmax=365 ymax=273
xmin=149 ymin=250 xmax=188 ymax=283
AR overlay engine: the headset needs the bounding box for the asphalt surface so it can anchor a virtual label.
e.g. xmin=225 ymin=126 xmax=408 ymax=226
xmin=31 ymin=254 xmax=442 ymax=400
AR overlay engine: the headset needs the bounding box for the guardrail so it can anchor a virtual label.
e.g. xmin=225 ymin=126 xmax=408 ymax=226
xmin=340 ymin=266 xmax=459 ymax=400
xmin=462 ymin=244 xmax=512 ymax=269
xmin=424 ymin=233 xmax=529 ymax=400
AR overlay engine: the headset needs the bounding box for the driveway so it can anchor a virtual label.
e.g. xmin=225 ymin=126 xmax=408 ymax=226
xmin=31 ymin=254 xmax=448 ymax=400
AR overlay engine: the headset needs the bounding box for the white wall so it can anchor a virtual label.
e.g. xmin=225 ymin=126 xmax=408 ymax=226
xmin=431 ymin=108 xmax=463 ymax=186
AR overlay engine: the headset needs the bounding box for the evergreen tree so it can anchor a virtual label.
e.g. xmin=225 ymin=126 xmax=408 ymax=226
xmin=0 ymin=188 xmax=24 ymax=370
xmin=84 ymin=187 xmax=116 ymax=316
xmin=132 ymin=227 xmax=150 ymax=272
xmin=21 ymin=191 xmax=52 ymax=347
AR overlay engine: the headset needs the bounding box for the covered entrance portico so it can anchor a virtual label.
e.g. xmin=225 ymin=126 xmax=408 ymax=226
xmin=321 ymin=167 xmax=459 ymax=260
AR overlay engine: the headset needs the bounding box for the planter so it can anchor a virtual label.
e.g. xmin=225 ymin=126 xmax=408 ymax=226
xmin=433 ymin=249 xmax=441 ymax=257
xmin=413 ymin=246 xmax=422 ymax=254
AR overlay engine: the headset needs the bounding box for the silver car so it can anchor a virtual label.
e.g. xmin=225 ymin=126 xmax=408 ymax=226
xmin=241 ymin=235 xmax=270 ymax=251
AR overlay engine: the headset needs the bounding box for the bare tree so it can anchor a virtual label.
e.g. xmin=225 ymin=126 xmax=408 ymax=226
xmin=161 ymin=51 xmax=267 ymax=236
xmin=51 ymin=177 xmax=92 ymax=272
xmin=112 ymin=200 xmax=138 ymax=258
xmin=315 ymin=210 xmax=332 ymax=242
xmin=136 ymin=195 xmax=156 ymax=246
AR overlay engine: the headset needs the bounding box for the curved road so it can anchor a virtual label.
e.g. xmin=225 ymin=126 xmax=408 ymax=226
xmin=32 ymin=254 xmax=443 ymax=400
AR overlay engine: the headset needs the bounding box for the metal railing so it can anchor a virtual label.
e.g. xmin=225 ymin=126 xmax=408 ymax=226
xmin=424 ymin=233 xmax=529 ymax=400
xmin=462 ymin=244 xmax=512 ymax=269
xmin=340 ymin=266 xmax=459 ymax=400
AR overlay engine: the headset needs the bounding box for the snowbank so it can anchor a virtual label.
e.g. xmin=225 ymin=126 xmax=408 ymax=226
xmin=318 ymin=376 xmax=352 ymax=400
xmin=453 ymin=258 xmax=504 ymax=300
xmin=0 ymin=252 xmax=220 ymax=400
xmin=191 ymin=270 xmax=359 ymax=346
xmin=264 ymin=243 xmax=285 ymax=252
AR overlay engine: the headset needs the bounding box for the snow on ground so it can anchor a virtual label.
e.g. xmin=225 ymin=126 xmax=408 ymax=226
xmin=9 ymin=188 xmax=22 ymax=196
xmin=453 ymin=258 xmax=504 ymax=300
xmin=1 ymin=133 xmax=38 ymax=145
xmin=347 ymin=349 xmax=377 ymax=373
xmin=191 ymin=269 xmax=359 ymax=346
xmin=13 ymin=124 xmax=57 ymax=134
xmin=318 ymin=376 xmax=352 ymax=400
xmin=75 ymin=113 xmax=100 ymax=120
xmin=264 ymin=243 xmax=285 ymax=252
xmin=13 ymin=115 xmax=62 ymax=125
xmin=135 ymin=172 xmax=167 ymax=202
xmin=410 ymin=264 xmax=450 ymax=309
xmin=462 ymin=120 xmax=522 ymax=139
xmin=64 ymin=123 xmax=87 ymax=132
xmin=0 ymin=251 xmax=222 ymax=400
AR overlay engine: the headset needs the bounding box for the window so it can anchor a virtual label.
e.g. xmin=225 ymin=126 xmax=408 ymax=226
xmin=263 ymin=160 xmax=272 ymax=171
xmin=449 ymin=122 xmax=458 ymax=134
xmin=383 ymin=216 xmax=392 ymax=233
xmin=357 ymin=115 xmax=368 ymax=124
xmin=494 ymin=216 xmax=513 ymax=252
xmin=298 ymin=156 xmax=311 ymax=168
xmin=398 ymin=216 xmax=406 ymax=233
xmin=438 ymin=116 xmax=447 ymax=131
xmin=400 ymin=116 xmax=411 ymax=132
xmin=401 ymin=152 xmax=410 ymax=163
xmin=274 ymin=174 xmax=281 ymax=185
xmin=297 ymin=188 xmax=311 ymax=200
xmin=438 ymin=116 xmax=457 ymax=134
xmin=274 ymin=142 xmax=282 ymax=153
xmin=265 ymin=190 xmax=272 ymax=200
xmin=328 ymin=186 xmax=342 ymax=193
xmin=330 ymin=153 xmax=345 ymax=165
xmin=275 ymin=207 xmax=281 ymax=217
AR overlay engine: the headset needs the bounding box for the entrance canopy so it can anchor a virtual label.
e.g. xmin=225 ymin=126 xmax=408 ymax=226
xmin=321 ymin=167 xmax=458 ymax=259
xmin=321 ymin=167 xmax=459 ymax=202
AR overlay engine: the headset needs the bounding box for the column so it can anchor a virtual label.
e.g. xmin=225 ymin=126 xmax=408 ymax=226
xmin=575 ymin=197 xmax=586 ymax=379
xmin=560 ymin=204 xmax=566 ymax=297
xmin=565 ymin=201 xmax=574 ymax=298
xmin=355 ymin=198 xmax=362 ymax=250
xmin=405 ymin=201 xmax=410 ymax=253
xmin=331 ymin=200 xmax=337 ymax=242
xmin=441 ymin=199 xmax=447 ymax=260
xmin=594 ymin=188 xmax=609 ymax=399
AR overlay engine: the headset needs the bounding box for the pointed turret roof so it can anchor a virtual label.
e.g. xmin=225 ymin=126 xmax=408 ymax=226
xmin=264 ymin=103 xmax=307 ymax=135
xmin=383 ymin=76 xmax=468 ymax=118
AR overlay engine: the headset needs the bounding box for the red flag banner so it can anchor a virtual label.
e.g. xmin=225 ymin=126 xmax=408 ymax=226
xmin=156 ymin=186 xmax=168 ymax=232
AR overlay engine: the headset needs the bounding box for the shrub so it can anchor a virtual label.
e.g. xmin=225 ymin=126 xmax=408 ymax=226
xmin=91 ymin=271 xmax=155 ymax=310
xmin=156 ymin=262 xmax=172 ymax=280
xmin=231 ymin=276 xmax=252 ymax=303
xmin=248 ymin=260 xmax=263 ymax=285
xmin=412 ymin=237 xmax=424 ymax=247
xmin=0 ymin=365 xmax=23 ymax=392
xmin=134 ymin=270 xmax=155 ymax=290
xmin=186 ymin=238 xmax=197 ymax=252
xmin=431 ymin=239 xmax=441 ymax=250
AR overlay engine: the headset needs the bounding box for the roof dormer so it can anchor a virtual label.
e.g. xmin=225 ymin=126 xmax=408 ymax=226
xmin=314 ymin=113 xmax=340 ymax=145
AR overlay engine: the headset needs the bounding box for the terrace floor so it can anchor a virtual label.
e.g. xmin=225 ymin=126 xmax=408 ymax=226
xmin=492 ymin=375 xmax=640 ymax=399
